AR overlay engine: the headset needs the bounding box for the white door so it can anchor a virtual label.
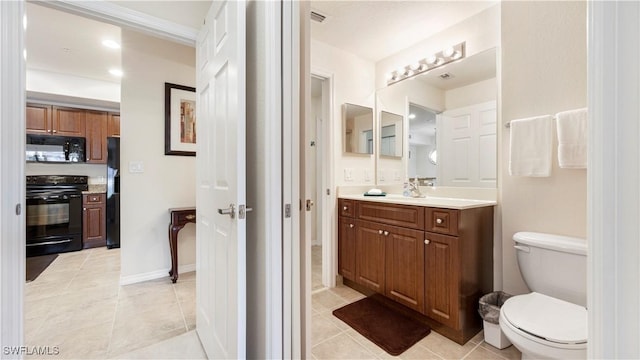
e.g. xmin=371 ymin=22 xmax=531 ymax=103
xmin=195 ymin=1 xmax=247 ymax=358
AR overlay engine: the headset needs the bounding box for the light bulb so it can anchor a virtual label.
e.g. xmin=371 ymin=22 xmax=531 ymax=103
xmin=443 ymin=46 xmax=455 ymax=58
xmin=408 ymin=113 xmax=416 ymax=120
xmin=426 ymin=56 xmax=438 ymax=65
xmin=451 ymin=50 xmax=462 ymax=60
xmin=409 ymin=63 xmax=421 ymax=71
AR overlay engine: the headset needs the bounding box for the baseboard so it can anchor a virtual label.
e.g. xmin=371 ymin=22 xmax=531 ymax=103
xmin=119 ymin=263 xmax=196 ymax=285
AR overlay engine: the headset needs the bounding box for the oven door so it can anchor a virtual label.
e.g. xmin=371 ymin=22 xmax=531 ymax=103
xmin=26 ymin=192 xmax=83 ymax=256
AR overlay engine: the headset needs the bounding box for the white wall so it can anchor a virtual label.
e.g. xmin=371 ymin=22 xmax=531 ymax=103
xmin=27 ymin=69 xmax=120 ymax=103
xmin=445 ymin=77 xmax=496 ymax=110
xmin=500 ymin=1 xmax=587 ymax=295
xmin=311 ymin=39 xmax=376 ymax=187
xmin=120 ymin=29 xmax=196 ymax=281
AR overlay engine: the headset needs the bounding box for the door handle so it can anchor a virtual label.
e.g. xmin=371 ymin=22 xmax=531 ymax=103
xmin=238 ymin=205 xmax=252 ymax=219
xmin=306 ymin=199 xmax=314 ymax=211
xmin=218 ymin=203 xmax=236 ymax=219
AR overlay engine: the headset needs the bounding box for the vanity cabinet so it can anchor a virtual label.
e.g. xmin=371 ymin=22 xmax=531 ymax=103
xmin=337 ymin=198 xmax=493 ymax=345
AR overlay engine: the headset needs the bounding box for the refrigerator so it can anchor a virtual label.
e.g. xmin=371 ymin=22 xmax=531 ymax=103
xmin=106 ymin=137 xmax=120 ymax=249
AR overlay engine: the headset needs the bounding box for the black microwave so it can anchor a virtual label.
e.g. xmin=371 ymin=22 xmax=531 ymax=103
xmin=26 ymin=134 xmax=86 ymax=163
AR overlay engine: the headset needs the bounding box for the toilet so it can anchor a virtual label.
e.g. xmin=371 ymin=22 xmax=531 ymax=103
xmin=499 ymin=232 xmax=587 ymax=359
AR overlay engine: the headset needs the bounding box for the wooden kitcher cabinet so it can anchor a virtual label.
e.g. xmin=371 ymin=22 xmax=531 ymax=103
xmin=337 ymin=198 xmax=494 ymax=345
xmin=26 ymin=104 xmax=86 ymax=137
xmin=83 ymin=193 xmax=106 ymax=248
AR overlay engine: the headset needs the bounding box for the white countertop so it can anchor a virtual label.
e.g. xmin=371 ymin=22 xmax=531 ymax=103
xmin=339 ymin=193 xmax=496 ymax=210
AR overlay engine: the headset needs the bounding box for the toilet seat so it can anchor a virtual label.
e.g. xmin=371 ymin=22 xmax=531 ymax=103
xmin=501 ymin=292 xmax=587 ymax=346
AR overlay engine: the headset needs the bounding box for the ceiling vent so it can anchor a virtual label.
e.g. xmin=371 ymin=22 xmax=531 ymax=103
xmin=310 ymin=11 xmax=327 ymax=23
xmin=439 ymin=72 xmax=454 ymax=80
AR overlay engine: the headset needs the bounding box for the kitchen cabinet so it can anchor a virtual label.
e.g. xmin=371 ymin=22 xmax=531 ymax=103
xmin=108 ymin=112 xmax=120 ymax=137
xmin=86 ymin=111 xmax=108 ymax=164
xmin=83 ymin=193 xmax=106 ymax=248
xmin=337 ymin=198 xmax=493 ymax=345
xmin=26 ymin=104 xmax=86 ymax=137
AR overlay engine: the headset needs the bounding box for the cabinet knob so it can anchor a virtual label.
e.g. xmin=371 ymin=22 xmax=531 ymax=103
xmin=83 ymin=208 xmax=86 ymax=211
xmin=343 ymin=206 xmax=348 ymax=211
xmin=424 ymin=239 xmax=430 ymax=245
xmin=383 ymin=231 xmax=389 ymax=236
xmin=52 ymin=130 xmax=57 ymax=133
xmin=349 ymin=224 xmax=354 ymax=228
xmin=436 ymin=218 xmax=443 ymax=224
xmin=378 ymin=230 xmax=383 ymax=234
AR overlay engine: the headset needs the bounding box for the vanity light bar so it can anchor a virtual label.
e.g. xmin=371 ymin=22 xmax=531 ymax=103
xmin=386 ymin=42 xmax=466 ymax=85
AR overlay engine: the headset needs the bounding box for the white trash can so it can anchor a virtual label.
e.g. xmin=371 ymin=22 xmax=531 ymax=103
xmin=478 ymin=291 xmax=512 ymax=349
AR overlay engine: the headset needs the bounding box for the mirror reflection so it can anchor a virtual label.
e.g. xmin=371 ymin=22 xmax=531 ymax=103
xmin=408 ymin=104 xmax=437 ymax=185
xmin=380 ymin=111 xmax=403 ymax=158
xmin=343 ymin=103 xmax=374 ymax=155
xmin=377 ymin=47 xmax=497 ymax=187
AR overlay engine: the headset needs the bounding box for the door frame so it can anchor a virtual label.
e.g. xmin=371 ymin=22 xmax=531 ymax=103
xmin=310 ymin=70 xmax=336 ymax=289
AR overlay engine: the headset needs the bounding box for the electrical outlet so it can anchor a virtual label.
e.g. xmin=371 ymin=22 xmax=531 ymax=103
xmin=344 ymin=168 xmax=353 ymax=181
xmin=378 ymin=171 xmax=385 ymax=182
xmin=364 ymin=169 xmax=371 ymax=182
xmin=394 ymin=171 xmax=401 ymax=181
xmin=129 ymin=161 xmax=145 ymax=173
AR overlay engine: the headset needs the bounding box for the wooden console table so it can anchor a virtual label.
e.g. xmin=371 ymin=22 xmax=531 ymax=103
xmin=168 ymin=207 xmax=196 ymax=283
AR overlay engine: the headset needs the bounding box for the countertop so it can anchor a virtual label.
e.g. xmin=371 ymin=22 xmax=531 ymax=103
xmin=339 ymin=193 xmax=496 ymax=210
xmin=83 ymin=184 xmax=106 ymax=194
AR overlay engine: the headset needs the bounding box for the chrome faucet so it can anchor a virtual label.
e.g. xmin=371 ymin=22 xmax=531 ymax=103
xmin=408 ymin=179 xmax=425 ymax=198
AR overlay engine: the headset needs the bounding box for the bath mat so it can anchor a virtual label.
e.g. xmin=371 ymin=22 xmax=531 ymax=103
xmin=26 ymin=254 xmax=58 ymax=282
xmin=333 ymin=295 xmax=431 ymax=356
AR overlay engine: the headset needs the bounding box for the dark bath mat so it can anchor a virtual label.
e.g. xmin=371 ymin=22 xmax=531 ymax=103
xmin=333 ymin=295 xmax=431 ymax=356
xmin=26 ymin=254 xmax=58 ymax=282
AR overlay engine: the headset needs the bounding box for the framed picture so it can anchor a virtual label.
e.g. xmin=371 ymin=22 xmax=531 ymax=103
xmin=165 ymin=82 xmax=197 ymax=156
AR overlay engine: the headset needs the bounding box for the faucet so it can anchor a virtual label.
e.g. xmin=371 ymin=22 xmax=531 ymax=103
xmin=408 ymin=179 xmax=425 ymax=198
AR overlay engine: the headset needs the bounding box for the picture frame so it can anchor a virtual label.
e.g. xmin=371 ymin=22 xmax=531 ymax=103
xmin=164 ymin=82 xmax=197 ymax=156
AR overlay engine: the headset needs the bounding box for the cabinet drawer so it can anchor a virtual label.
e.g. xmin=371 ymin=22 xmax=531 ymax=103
xmin=357 ymin=201 xmax=424 ymax=230
xmin=426 ymin=208 xmax=458 ymax=236
xmin=83 ymin=193 xmax=105 ymax=204
xmin=339 ymin=199 xmax=356 ymax=218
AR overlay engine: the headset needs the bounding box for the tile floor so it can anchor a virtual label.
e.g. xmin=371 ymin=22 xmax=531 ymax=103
xmin=24 ymin=247 xmax=199 ymax=359
xmin=312 ymin=245 xmax=324 ymax=291
xmin=26 ymin=247 xmax=521 ymax=360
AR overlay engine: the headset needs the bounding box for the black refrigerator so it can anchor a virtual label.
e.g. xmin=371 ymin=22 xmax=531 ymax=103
xmin=106 ymin=137 xmax=120 ymax=248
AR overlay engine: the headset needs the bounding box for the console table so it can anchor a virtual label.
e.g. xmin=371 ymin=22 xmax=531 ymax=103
xmin=168 ymin=207 xmax=196 ymax=283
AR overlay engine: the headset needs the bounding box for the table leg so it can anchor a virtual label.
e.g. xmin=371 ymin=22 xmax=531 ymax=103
xmin=169 ymin=224 xmax=183 ymax=283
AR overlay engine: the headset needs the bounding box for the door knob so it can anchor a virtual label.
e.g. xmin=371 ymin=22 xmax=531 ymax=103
xmin=217 ymin=203 xmax=236 ymax=219
xmin=306 ymin=199 xmax=314 ymax=211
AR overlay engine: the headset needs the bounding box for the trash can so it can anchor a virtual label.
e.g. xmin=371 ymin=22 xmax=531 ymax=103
xmin=478 ymin=291 xmax=512 ymax=349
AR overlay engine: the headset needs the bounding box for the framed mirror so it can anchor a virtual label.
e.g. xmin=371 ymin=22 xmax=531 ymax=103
xmin=343 ymin=103 xmax=374 ymax=155
xmin=379 ymin=111 xmax=403 ymax=158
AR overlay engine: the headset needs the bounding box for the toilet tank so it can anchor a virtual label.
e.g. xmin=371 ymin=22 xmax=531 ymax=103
xmin=513 ymin=232 xmax=587 ymax=307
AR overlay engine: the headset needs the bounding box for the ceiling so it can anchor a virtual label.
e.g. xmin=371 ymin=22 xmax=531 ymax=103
xmin=310 ymin=1 xmax=497 ymax=62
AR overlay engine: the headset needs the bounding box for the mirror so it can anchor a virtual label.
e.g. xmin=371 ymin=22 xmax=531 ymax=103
xmin=343 ymin=103 xmax=374 ymax=155
xmin=376 ymin=47 xmax=498 ymax=187
xmin=379 ymin=111 xmax=403 ymax=158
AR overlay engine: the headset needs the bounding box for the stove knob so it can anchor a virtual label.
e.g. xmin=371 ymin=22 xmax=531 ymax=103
xmin=62 ymin=195 xmax=68 ymax=200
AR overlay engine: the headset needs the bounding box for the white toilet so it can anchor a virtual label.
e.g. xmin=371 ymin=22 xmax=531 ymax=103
xmin=499 ymin=232 xmax=587 ymax=359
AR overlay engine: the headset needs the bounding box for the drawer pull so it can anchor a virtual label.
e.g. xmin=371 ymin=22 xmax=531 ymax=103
xmin=349 ymin=224 xmax=354 ymax=228
xmin=185 ymin=214 xmax=195 ymax=220
xmin=436 ymin=218 xmax=443 ymax=224
xmin=378 ymin=230 xmax=383 ymax=234
xmin=383 ymin=231 xmax=389 ymax=236
xmin=343 ymin=206 xmax=348 ymax=211
xmin=424 ymin=239 xmax=430 ymax=245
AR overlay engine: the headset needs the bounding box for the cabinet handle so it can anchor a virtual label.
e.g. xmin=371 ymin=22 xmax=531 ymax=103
xmin=349 ymin=224 xmax=354 ymax=228
xmin=383 ymin=231 xmax=389 ymax=236
xmin=343 ymin=206 xmax=348 ymax=211
xmin=52 ymin=130 xmax=57 ymax=133
xmin=378 ymin=230 xmax=383 ymax=234
xmin=436 ymin=218 xmax=443 ymax=224
xmin=424 ymin=239 xmax=430 ymax=244
xmin=83 ymin=208 xmax=86 ymax=211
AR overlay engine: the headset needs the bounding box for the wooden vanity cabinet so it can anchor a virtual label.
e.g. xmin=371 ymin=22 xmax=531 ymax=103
xmin=338 ymin=199 xmax=357 ymax=282
xmin=337 ymin=198 xmax=494 ymax=345
xmin=83 ymin=193 xmax=106 ymax=248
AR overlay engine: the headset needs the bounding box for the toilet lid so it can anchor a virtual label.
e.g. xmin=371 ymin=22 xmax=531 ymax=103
xmin=501 ymin=292 xmax=587 ymax=345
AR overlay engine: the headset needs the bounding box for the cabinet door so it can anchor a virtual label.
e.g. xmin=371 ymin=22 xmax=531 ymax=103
xmin=86 ymin=111 xmax=108 ymax=164
xmin=338 ymin=217 xmax=357 ymax=281
xmin=425 ymin=232 xmax=460 ymax=329
xmin=26 ymin=103 xmax=53 ymax=134
xmin=83 ymin=194 xmax=106 ymax=248
xmin=385 ymin=225 xmax=425 ymax=313
xmin=53 ymin=106 xmax=86 ymax=136
xmin=355 ymin=220 xmax=386 ymax=293
xmin=108 ymin=113 xmax=120 ymax=137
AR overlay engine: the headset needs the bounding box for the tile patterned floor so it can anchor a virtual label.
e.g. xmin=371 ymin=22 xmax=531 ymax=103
xmin=312 ymin=245 xmax=324 ymax=291
xmin=24 ymin=247 xmax=199 ymax=359
xmin=311 ymin=285 xmax=522 ymax=360
xmin=25 ymin=247 xmax=521 ymax=359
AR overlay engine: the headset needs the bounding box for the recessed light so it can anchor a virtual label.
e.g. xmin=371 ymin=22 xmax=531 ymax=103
xmin=109 ymin=69 xmax=123 ymax=77
xmin=102 ymin=40 xmax=121 ymax=49
xmin=408 ymin=113 xmax=416 ymax=119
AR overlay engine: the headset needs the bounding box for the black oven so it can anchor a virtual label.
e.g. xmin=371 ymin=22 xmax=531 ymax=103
xmin=26 ymin=175 xmax=87 ymax=257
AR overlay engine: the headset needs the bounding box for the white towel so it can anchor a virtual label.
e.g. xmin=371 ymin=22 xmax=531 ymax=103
xmin=509 ymin=115 xmax=553 ymax=177
xmin=556 ymin=108 xmax=587 ymax=169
